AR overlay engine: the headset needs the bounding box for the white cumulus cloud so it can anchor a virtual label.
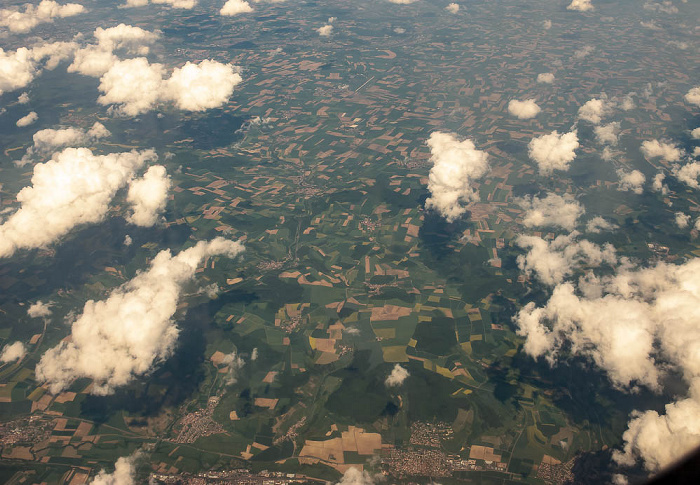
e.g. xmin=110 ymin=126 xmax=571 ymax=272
xmin=0 ymin=42 xmax=76 ymax=96
xmin=641 ymin=139 xmax=682 ymax=162
xmin=90 ymin=452 xmax=141 ymax=485
xmin=528 ymin=130 xmax=579 ymax=175
xmin=126 ymin=165 xmax=171 ymax=227
xmin=515 ymin=255 xmax=700 ymax=471
xmin=28 ymin=301 xmax=52 ymax=318
xmin=16 ymin=111 xmax=38 ymax=127
xmin=537 ymin=72 xmax=554 ymax=84
xmin=578 ymin=98 xmax=614 ymax=125
xmin=567 ymin=0 xmax=594 ymax=12
xmin=17 ymin=122 xmax=110 ymax=166
xmin=617 ymin=169 xmax=645 ymax=194
xmin=595 ymin=122 xmax=620 ymax=145
xmin=424 ymin=132 xmax=490 ymax=222
xmin=385 ymin=364 xmax=410 ymax=387
xmin=97 ymin=58 xmax=242 ymax=116
xmin=0 ymin=1 xmax=85 ymax=33
xmin=518 ymin=193 xmax=584 ymax=231
xmin=0 ymin=147 xmax=157 ymax=258
xmin=445 ymin=3 xmax=459 ymax=14
xmin=220 ymin=0 xmax=252 ymax=15
xmin=508 ymin=99 xmax=541 ymax=119
xmin=687 ymin=87 xmax=700 ymax=107
xmin=36 ymin=238 xmax=245 ymax=395
xmin=516 ymin=232 xmax=616 ymax=286
xmin=337 ymin=467 xmax=374 ymax=485
xmin=1 ymin=342 xmax=27 ymax=363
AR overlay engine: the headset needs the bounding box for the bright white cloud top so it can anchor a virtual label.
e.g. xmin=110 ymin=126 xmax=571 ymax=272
xmin=0 ymin=147 xmax=158 ymax=259
xmin=641 ymin=139 xmax=682 ymax=162
xmin=537 ymin=73 xmax=555 ymax=84
xmin=516 ymin=232 xmax=616 ymax=286
xmin=515 ymin=255 xmax=700 ymax=471
xmin=36 ymin=238 xmax=245 ymax=395
xmin=519 ymin=193 xmax=584 ymax=231
xmin=0 ymin=42 xmax=76 ymax=96
xmin=687 ymin=87 xmax=700 ymax=107
xmin=17 ymin=122 xmax=110 ymax=166
xmin=445 ymin=3 xmax=459 ymax=14
xmin=89 ymin=452 xmax=140 ymax=485
xmin=595 ymin=122 xmax=621 ymax=145
xmin=528 ymin=130 xmax=579 ymax=175
xmin=567 ymin=0 xmax=594 ymax=12
xmin=425 ymin=132 xmax=490 ymax=222
xmin=385 ymin=364 xmax=410 ymax=387
xmin=578 ymin=98 xmax=614 ymax=125
xmin=617 ymin=169 xmax=645 ymax=194
xmin=16 ymin=112 xmax=38 ymax=127
xmin=220 ymin=0 xmax=253 ymax=15
xmin=1 ymin=342 xmax=27 ymax=363
xmin=0 ymin=1 xmax=85 ymax=33
xmin=126 ymin=165 xmax=171 ymax=226
xmin=508 ymin=99 xmax=541 ymax=119
xmin=97 ymin=58 xmax=242 ymax=115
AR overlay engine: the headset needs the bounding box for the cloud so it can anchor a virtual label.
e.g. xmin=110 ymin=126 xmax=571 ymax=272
xmin=123 ymin=235 xmax=133 ymax=246
xmin=687 ymin=87 xmax=700 ymax=107
xmin=543 ymin=20 xmax=552 ymax=29
xmin=337 ymin=467 xmax=374 ymax=485
xmin=16 ymin=111 xmax=38 ymax=127
xmin=385 ymin=364 xmax=410 ymax=387
xmin=221 ymin=351 xmax=245 ymax=385
xmin=97 ymin=58 xmax=242 ymax=115
xmin=445 ymin=3 xmax=459 ymax=14
xmin=0 ymin=1 xmax=85 ymax=34
xmin=220 ymin=0 xmax=252 ymax=15
xmin=516 ymin=232 xmax=616 ymax=286
xmin=617 ymin=169 xmax=645 ymax=194
xmin=674 ymin=162 xmax=700 ymax=189
xmin=578 ymin=98 xmax=614 ymax=125
xmin=652 ymin=172 xmax=667 ymax=193
xmin=70 ymin=26 xmax=241 ymax=115
xmin=594 ymin=122 xmax=620 ymax=145
xmin=0 ymin=42 xmax=76 ymax=96
xmin=641 ymin=139 xmax=682 ymax=162
xmin=317 ymin=24 xmax=333 ymax=37
xmin=518 ymin=193 xmax=584 ymax=231
xmin=573 ymin=45 xmax=594 ymax=60
xmin=508 ymin=99 xmax=541 ymax=119
xmin=0 ymin=147 xmax=157 ymax=258
xmin=537 ymin=72 xmax=554 ymax=84
xmin=691 ymin=128 xmax=700 ymax=139
xmin=528 ymin=130 xmax=579 ymax=175
xmin=36 ymin=238 xmax=244 ymax=395
xmin=424 ymin=132 xmax=490 ymax=222
xmin=17 ymin=122 xmax=110 ymax=166
xmin=586 ymin=216 xmax=617 ymax=234
xmin=69 ymin=24 xmax=160 ymax=78
xmin=386 ymin=0 xmax=418 ymax=4
xmin=1 ymin=342 xmax=27 ymax=363
xmin=567 ymin=0 xmax=594 ymax=11
xmin=28 ymin=301 xmax=52 ymax=318
xmin=18 ymin=92 xmax=29 ymax=104
xmin=675 ymin=212 xmax=690 ymax=229
xmin=90 ymin=452 xmax=140 ymax=485
xmin=126 ymin=165 xmax=171 ymax=226
xmin=515 ymin=250 xmax=700 ymax=471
